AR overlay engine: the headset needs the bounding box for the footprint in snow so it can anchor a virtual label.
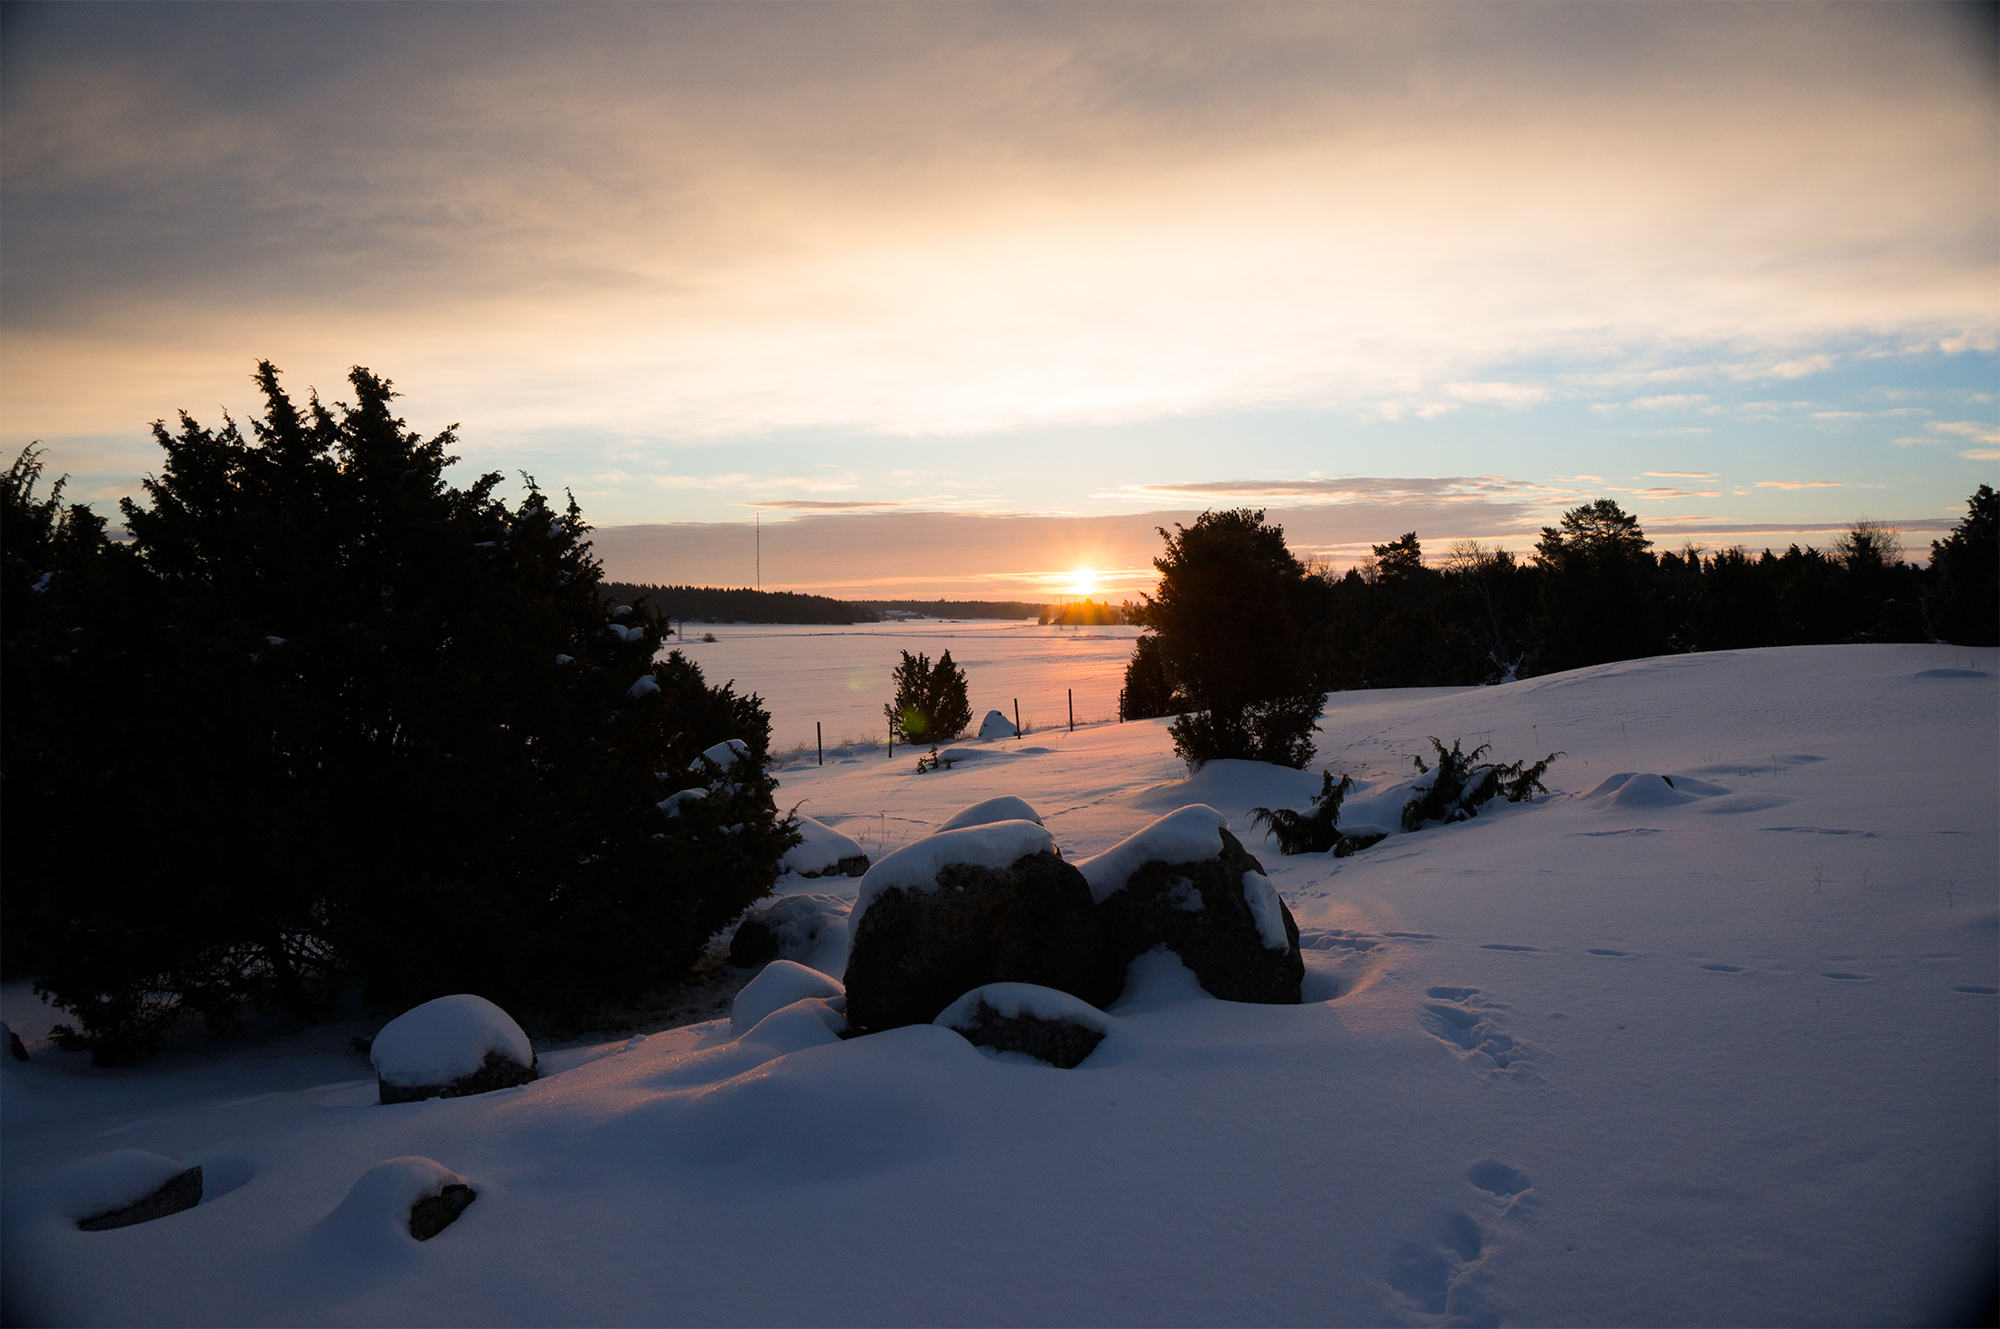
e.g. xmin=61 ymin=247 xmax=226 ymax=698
xmin=1465 ymin=1158 xmax=1531 ymax=1199
xmin=1954 ymin=985 xmax=2000 ymax=996
xmin=1480 ymin=944 xmax=1540 ymax=953
xmin=1383 ymin=1208 xmax=1505 ymax=1325
xmin=1819 ymin=971 xmax=1872 ymax=982
xmin=1699 ymin=964 xmax=1745 ymax=973
xmin=1418 ymin=988 xmax=1528 ymax=1075
xmin=1587 ymin=949 xmax=1631 ymax=957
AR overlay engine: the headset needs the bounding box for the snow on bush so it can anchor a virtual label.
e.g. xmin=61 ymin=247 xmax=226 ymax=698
xmin=935 ymin=796 xmax=1043 ymax=834
xmin=851 ymin=820 xmax=1057 ymax=930
xmin=732 ymin=960 xmax=846 ymax=1035
xmin=370 ymin=995 xmax=533 ymax=1090
xmin=317 ymin=1157 xmax=469 ymax=1254
xmin=628 ymin=674 xmax=660 ymax=698
xmin=1077 ymin=805 xmax=1230 ymax=903
xmin=934 ymin=982 xmax=1115 ymax=1035
xmin=697 ymin=738 xmax=750 ymax=772
xmin=0 ymin=1149 xmax=188 ymax=1229
xmin=658 ymin=788 xmax=705 ymax=818
xmin=1240 ymin=873 xmax=1289 ymax=951
xmin=780 ymin=816 xmax=866 ymax=875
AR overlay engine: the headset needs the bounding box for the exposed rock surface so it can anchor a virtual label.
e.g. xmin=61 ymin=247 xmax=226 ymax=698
xmin=408 ymin=1184 xmax=477 ymax=1241
xmin=845 ymin=847 xmax=1099 ymax=1031
xmin=76 ymin=1166 xmax=203 ymax=1231
xmin=379 ymin=1050 xmax=538 ymax=1105
xmin=1089 ymin=819 xmax=1304 ymax=1006
xmin=372 ymin=994 xmax=537 ymax=1105
xmin=936 ymin=983 xmax=1112 ymax=1068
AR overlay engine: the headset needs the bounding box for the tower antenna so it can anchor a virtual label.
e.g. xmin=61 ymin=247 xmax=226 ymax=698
xmin=756 ymin=512 xmax=761 ymax=591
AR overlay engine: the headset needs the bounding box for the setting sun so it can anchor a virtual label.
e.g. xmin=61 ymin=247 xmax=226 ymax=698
xmin=1066 ymin=568 xmax=1099 ymax=596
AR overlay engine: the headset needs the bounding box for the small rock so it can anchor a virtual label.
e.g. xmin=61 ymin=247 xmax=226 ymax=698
xmin=408 ymin=1184 xmax=476 ymax=1241
xmin=936 ymin=983 xmax=1112 ymax=1068
xmin=76 ymin=1166 xmax=202 ymax=1231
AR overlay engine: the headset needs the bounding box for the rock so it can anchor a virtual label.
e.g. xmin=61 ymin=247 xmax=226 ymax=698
xmin=371 ymin=994 xmax=537 ymax=1105
xmin=778 ymin=815 xmax=870 ymax=878
xmin=5 ymin=1021 xmax=27 ymax=1061
xmin=935 ymin=983 xmax=1113 ymax=1068
xmin=935 ymin=796 xmax=1042 ymax=833
xmin=844 ymin=824 xmax=1099 ymax=1032
xmin=408 ymin=1184 xmax=476 ymax=1241
xmin=729 ymin=894 xmax=853 ymax=971
xmin=977 ymin=709 xmax=1019 ymax=740
xmin=76 ymin=1166 xmax=202 ymax=1231
xmin=1082 ymin=805 xmax=1304 ymax=1006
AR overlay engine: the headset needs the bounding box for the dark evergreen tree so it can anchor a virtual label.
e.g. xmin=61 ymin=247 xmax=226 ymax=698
xmin=1137 ymin=508 xmax=1326 ymax=767
xmin=1522 ymin=499 xmax=1666 ymax=676
xmin=1923 ymin=485 xmax=1998 ymax=646
xmin=1120 ymin=633 xmax=1183 ymax=720
xmin=2 ymin=364 xmax=794 ymax=1060
xmin=884 ymin=650 xmax=972 ymax=744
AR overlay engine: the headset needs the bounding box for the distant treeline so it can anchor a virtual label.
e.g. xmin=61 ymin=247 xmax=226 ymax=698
xmin=856 ymin=598 xmax=1041 ymax=620
xmin=600 ymin=585 xmax=1047 ymax=624
xmin=1039 ymin=598 xmax=1138 ymax=625
xmin=603 ymin=583 xmax=864 ymax=625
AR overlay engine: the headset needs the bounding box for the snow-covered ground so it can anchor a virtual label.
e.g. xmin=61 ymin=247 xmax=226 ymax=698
xmin=659 ymin=620 xmax=1143 ymax=753
xmin=4 ymin=644 xmax=1995 ymax=1326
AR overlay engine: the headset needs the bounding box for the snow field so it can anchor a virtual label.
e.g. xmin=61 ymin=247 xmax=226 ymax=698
xmin=1 ymin=643 xmax=1993 ymax=1325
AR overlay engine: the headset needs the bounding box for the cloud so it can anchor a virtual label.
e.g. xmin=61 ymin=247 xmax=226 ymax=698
xmin=739 ymin=499 xmax=910 ymax=511
xmin=4 ymin=3 xmax=1993 ymax=449
xmin=1643 ymin=471 xmax=1718 ymax=478
xmin=1928 ymin=420 xmax=2000 ymax=444
xmin=1962 ymin=449 xmax=2000 ymax=461
xmin=1631 ymin=394 xmax=1709 ymax=410
xmin=1754 ymin=480 xmax=1843 ymax=489
xmin=1094 ymin=475 xmax=1579 ymax=507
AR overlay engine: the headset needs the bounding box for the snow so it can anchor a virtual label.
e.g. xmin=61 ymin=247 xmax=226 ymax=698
xmin=627 ymin=674 xmax=659 ymax=698
xmin=934 ymin=983 xmax=1114 ymax=1035
xmin=1240 ymin=871 xmax=1289 ymax=950
xmin=696 ymin=738 xmax=749 ymax=772
xmin=779 ymin=816 xmax=865 ymax=875
xmin=317 ymin=1157 xmax=468 ymax=1257
xmin=369 ymin=995 xmax=533 ymax=1089
xmin=735 ymin=894 xmax=852 ymax=979
xmin=933 ymin=795 xmax=1043 ymax=833
xmin=657 ymin=788 xmax=704 ymax=817
xmin=977 ymin=709 xmax=1018 ymax=739
xmin=1077 ymin=804 xmax=1231 ymax=903
xmin=850 ymin=819 xmax=1057 ymax=933
xmin=2 ymin=643 xmax=1995 ymax=1327
xmin=731 ymin=961 xmax=845 ymax=1036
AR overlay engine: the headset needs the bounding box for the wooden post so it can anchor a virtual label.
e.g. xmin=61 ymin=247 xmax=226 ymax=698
xmin=817 ymin=721 xmax=823 ymax=766
xmin=1068 ymin=688 xmax=1074 ymax=732
xmin=888 ymin=723 xmax=893 ymax=759
xmin=1014 ymin=699 xmax=1021 ymax=738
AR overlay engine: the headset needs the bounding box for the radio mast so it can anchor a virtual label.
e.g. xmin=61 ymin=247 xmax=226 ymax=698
xmin=755 ymin=512 xmax=760 ymax=591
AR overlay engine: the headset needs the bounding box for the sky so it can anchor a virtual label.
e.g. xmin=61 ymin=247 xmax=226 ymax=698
xmin=3 ymin=2 xmax=1995 ymax=599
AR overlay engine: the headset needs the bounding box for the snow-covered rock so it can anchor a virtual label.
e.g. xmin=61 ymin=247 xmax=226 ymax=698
xmin=936 ymin=982 xmax=1113 ymax=1068
xmin=2 ymin=1150 xmax=201 ymax=1232
xmin=1084 ymin=807 xmax=1303 ymax=1005
xmin=732 ymin=960 xmax=847 ymax=1035
xmin=739 ymin=997 xmax=848 ymax=1053
xmin=935 ymin=796 xmax=1043 ymax=834
xmin=977 ymin=710 xmax=1018 ymax=740
xmin=628 ymin=674 xmax=660 ymax=698
xmin=845 ymin=822 xmax=1098 ymax=1032
xmin=319 ymin=1157 xmax=473 ymax=1252
xmin=370 ymin=995 xmax=537 ymax=1105
xmin=729 ymin=894 xmax=853 ymax=974
xmin=779 ymin=815 xmax=869 ymax=878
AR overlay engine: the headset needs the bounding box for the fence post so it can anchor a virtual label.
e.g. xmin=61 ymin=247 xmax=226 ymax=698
xmin=888 ymin=723 xmax=893 ymax=759
xmin=1069 ymin=688 xmax=1074 ymax=732
xmin=1014 ymin=698 xmax=1021 ymax=738
xmin=817 ymin=721 xmax=823 ymax=766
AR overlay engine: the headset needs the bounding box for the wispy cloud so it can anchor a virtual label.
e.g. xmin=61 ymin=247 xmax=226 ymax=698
xmin=1631 ymin=394 xmax=1709 ymax=410
xmin=1448 ymin=382 xmax=1550 ymax=408
xmin=1754 ymin=480 xmax=1843 ymax=489
xmin=1644 ymin=471 xmax=1719 ymax=478
xmin=1928 ymin=420 xmax=2000 ymax=444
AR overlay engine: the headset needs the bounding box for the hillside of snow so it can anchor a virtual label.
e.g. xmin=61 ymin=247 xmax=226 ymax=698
xmin=4 ymin=644 xmax=1995 ymax=1326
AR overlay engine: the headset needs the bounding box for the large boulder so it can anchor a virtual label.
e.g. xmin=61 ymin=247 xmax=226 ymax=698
xmin=371 ymin=995 xmax=537 ymax=1105
xmin=729 ymin=893 xmax=853 ymax=972
xmin=843 ymin=821 xmax=1099 ymax=1032
xmin=1081 ymin=804 xmax=1304 ymax=1006
xmin=935 ymin=982 xmax=1113 ymax=1068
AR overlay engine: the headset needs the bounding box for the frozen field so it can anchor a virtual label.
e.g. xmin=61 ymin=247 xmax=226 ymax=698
xmin=657 ymin=619 xmax=1144 ymax=753
xmin=3 ymin=644 xmax=1996 ymax=1326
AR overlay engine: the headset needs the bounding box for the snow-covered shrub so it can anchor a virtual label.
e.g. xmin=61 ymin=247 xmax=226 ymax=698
xmin=2 ymin=364 xmax=796 ymax=1060
xmin=884 ymin=649 xmax=972 ymax=745
xmin=728 ymin=894 xmax=852 ymax=973
xmin=1400 ymin=738 xmax=1563 ymax=832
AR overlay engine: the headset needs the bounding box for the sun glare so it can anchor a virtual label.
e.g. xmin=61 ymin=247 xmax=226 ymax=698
xmin=1067 ymin=568 xmax=1098 ymax=596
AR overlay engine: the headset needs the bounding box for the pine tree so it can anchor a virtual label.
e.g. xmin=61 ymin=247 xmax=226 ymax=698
xmin=1923 ymin=485 xmax=1998 ymax=647
xmin=885 ymin=650 xmax=971 ymax=744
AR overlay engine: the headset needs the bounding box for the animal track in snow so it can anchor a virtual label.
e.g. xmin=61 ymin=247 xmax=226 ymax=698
xmin=1699 ymin=964 xmax=1745 ymax=973
xmin=1418 ymin=987 xmax=1527 ymax=1073
xmin=1480 ymin=944 xmax=1539 ymax=953
xmin=1587 ymin=948 xmax=1631 ymax=957
xmin=1298 ymin=930 xmax=1381 ymax=953
xmin=1954 ymin=985 xmax=2000 ymax=995
xmin=1819 ymin=971 xmax=1872 ymax=981
xmin=1384 ymin=1208 xmax=1495 ymax=1322
xmin=1465 ymin=1158 xmax=1531 ymax=1198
